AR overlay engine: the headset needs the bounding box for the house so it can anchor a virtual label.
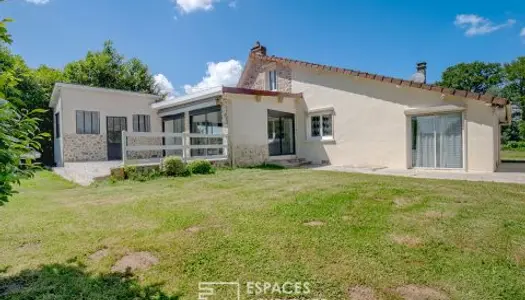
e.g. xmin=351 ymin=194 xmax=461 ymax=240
xmin=50 ymin=42 xmax=511 ymax=172
xmin=50 ymin=83 xmax=162 ymax=167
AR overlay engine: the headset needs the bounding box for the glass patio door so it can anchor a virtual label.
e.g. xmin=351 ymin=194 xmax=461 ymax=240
xmin=268 ymin=110 xmax=295 ymax=156
xmin=412 ymin=112 xmax=463 ymax=168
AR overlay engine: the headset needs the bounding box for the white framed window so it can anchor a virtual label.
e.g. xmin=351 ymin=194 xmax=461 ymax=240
xmin=307 ymin=112 xmax=334 ymax=141
xmin=268 ymin=70 xmax=277 ymax=91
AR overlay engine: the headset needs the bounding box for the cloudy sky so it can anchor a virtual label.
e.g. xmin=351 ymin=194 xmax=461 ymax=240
xmin=3 ymin=0 xmax=525 ymax=98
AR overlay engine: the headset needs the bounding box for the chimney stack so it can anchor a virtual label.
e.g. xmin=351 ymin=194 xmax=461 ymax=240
xmin=416 ymin=62 xmax=427 ymax=83
xmin=250 ymin=41 xmax=267 ymax=56
xmin=411 ymin=62 xmax=427 ymax=84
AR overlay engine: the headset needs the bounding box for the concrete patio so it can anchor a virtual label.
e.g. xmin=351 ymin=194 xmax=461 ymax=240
xmin=313 ymin=163 xmax=525 ymax=184
xmin=53 ymin=161 xmax=122 ymax=186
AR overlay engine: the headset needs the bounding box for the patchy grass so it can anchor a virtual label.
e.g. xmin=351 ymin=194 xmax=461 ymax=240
xmin=501 ymin=150 xmax=525 ymax=161
xmin=1 ymin=169 xmax=525 ymax=299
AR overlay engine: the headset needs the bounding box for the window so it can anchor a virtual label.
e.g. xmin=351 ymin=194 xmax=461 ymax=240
xmin=76 ymin=111 xmax=100 ymax=134
xmin=189 ymin=106 xmax=223 ymax=157
xmin=268 ymin=70 xmax=277 ymax=91
xmin=133 ymin=114 xmax=151 ymax=132
xmin=55 ymin=112 xmax=60 ymax=138
xmin=411 ymin=113 xmax=463 ymax=169
xmin=308 ymin=113 xmax=333 ymax=140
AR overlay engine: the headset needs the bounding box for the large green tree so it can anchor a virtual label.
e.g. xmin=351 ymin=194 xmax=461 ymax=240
xmin=437 ymin=61 xmax=503 ymax=94
xmin=0 ymin=2 xmax=49 ymax=205
xmin=64 ymin=41 xmax=156 ymax=94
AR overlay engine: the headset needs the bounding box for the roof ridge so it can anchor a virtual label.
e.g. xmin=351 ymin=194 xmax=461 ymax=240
xmin=249 ymin=53 xmax=508 ymax=106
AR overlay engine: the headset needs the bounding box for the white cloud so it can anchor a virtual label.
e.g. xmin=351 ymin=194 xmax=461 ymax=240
xmin=154 ymin=74 xmax=179 ymax=99
xmin=454 ymin=14 xmax=515 ymax=36
xmin=183 ymin=59 xmax=242 ymax=94
xmin=174 ymin=0 xmax=219 ymax=14
xmin=521 ymin=27 xmax=525 ymax=38
xmin=228 ymin=1 xmax=237 ymax=8
xmin=24 ymin=0 xmax=50 ymax=4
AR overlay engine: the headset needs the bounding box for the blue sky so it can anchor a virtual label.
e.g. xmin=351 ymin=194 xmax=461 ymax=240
xmin=3 ymin=0 xmax=525 ymax=95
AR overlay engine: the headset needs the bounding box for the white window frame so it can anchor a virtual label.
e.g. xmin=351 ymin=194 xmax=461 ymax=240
xmin=267 ymin=70 xmax=277 ymax=91
xmin=307 ymin=111 xmax=334 ymax=142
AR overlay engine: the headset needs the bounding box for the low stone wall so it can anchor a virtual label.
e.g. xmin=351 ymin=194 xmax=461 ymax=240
xmin=63 ymin=133 xmax=107 ymax=162
xmin=232 ymin=144 xmax=268 ymax=167
xmin=126 ymin=136 xmax=163 ymax=160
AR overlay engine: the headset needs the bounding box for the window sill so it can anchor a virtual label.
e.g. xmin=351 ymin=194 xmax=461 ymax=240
xmin=306 ymin=138 xmax=336 ymax=144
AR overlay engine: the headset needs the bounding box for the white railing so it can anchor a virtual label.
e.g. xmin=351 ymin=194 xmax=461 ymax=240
xmin=121 ymin=131 xmax=228 ymax=165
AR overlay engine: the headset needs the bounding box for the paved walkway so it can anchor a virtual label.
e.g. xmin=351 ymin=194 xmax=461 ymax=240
xmin=53 ymin=161 xmax=122 ymax=186
xmin=312 ymin=163 xmax=525 ymax=184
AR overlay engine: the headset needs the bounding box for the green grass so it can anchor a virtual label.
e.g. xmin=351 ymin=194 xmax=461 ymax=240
xmin=2 ymin=170 xmax=525 ymax=299
xmin=502 ymin=149 xmax=525 ymax=161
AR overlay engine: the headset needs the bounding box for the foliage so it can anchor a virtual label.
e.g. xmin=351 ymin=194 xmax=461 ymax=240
xmin=162 ymin=156 xmax=190 ymax=177
xmin=187 ymin=159 xmax=215 ymax=175
xmin=502 ymin=141 xmax=525 ymax=151
xmin=123 ymin=165 xmax=162 ymax=182
xmin=0 ymin=0 xmax=12 ymax=45
xmin=437 ymin=61 xmax=503 ymax=94
xmin=0 ymin=101 xmax=49 ymax=205
xmin=63 ymin=41 xmax=156 ymax=94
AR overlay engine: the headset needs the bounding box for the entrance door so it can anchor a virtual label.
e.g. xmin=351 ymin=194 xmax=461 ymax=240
xmin=268 ymin=110 xmax=295 ymax=156
xmin=107 ymin=116 xmax=127 ymax=160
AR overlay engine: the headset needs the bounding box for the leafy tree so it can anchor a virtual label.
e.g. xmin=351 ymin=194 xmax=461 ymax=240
xmin=0 ymin=0 xmax=12 ymax=45
xmin=64 ymin=41 xmax=156 ymax=94
xmin=437 ymin=61 xmax=503 ymax=94
xmin=0 ymin=101 xmax=49 ymax=205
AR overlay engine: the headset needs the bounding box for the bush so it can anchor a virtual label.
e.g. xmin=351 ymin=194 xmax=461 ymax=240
xmin=502 ymin=141 xmax=525 ymax=151
xmin=162 ymin=156 xmax=190 ymax=177
xmin=188 ymin=160 xmax=215 ymax=175
xmin=121 ymin=165 xmax=162 ymax=181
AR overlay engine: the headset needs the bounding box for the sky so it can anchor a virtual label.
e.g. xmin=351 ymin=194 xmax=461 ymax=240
xmin=2 ymin=0 xmax=525 ymax=97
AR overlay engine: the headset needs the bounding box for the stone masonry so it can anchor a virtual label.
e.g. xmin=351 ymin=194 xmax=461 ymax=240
xmin=126 ymin=136 xmax=163 ymax=160
xmin=63 ymin=133 xmax=107 ymax=162
xmin=239 ymin=55 xmax=292 ymax=93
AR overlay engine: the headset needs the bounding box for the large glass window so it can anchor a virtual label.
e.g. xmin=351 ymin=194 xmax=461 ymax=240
xmin=163 ymin=114 xmax=184 ymax=157
xmin=76 ymin=111 xmax=100 ymax=134
xmin=412 ymin=112 xmax=463 ymax=168
xmin=268 ymin=70 xmax=277 ymax=91
xmin=190 ymin=106 xmax=223 ymax=157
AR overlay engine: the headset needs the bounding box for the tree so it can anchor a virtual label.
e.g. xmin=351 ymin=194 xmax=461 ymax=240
xmin=437 ymin=61 xmax=503 ymax=94
xmin=0 ymin=0 xmax=12 ymax=45
xmin=0 ymin=101 xmax=49 ymax=205
xmin=64 ymin=41 xmax=157 ymax=94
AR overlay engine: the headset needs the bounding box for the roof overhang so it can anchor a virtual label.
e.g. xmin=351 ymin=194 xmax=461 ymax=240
xmin=49 ymin=83 xmax=161 ymax=108
xmin=151 ymin=86 xmax=303 ymax=110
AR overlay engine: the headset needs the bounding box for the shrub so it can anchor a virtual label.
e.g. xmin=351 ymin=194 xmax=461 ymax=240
xmin=122 ymin=165 xmax=162 ymax=181
xmin=502 ymin=141 xmax=525 ymax=151
xmin=162 ymin=156 xmax=190 ymax=177
xmin=188 ymin=160 xmax=215 ymax=175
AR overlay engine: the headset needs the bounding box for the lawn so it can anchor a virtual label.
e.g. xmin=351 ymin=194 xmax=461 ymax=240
xmin=1 ymin=169 xmax=525 ymax=299
xmin=502 ymin=149 xmax=525 ymax=161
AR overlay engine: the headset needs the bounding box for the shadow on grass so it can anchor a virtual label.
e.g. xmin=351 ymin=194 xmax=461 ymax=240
xmin=0 ymin=263 xmax=180 ymax=300
xmin=246 ymin=163 xmax=286 ymax=170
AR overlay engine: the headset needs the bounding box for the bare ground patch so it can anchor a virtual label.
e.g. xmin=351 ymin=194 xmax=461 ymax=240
xmin=111 ymin=252 xmax=159 ymax=273
xmin=423 ymin=210 xmax=454 ymax=220
xmin=18 ymin=242 xmax=41 ymax=251
xmin=392 ymin=285 xmax=449 ymax=300
xmin=393 ymin=197 xmax=420 ymax=208
xmin=88 ymin=248 xmax=109 ymax=261
xmin=303 ymin=221 xmax=325 ymax=227
xmin=391 ymin=234 xmax=423 ymax=248
xmin=348 ymin=285 xmax=377 ymax=300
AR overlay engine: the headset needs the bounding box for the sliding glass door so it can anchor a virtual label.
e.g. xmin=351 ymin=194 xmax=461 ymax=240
xmin=412 ymin=112 xmax=463 ymax=169
xmin=163 ymin=114 xmax=184 ymax=157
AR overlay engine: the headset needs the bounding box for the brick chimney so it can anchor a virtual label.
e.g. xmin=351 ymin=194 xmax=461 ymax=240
xmin=250 ymin=41 xmax=267 ymax=56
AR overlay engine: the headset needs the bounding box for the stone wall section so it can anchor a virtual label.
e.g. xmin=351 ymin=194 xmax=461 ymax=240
xmin=232 ymin=145 xmax=268 ymax=167
xmin=63 ymin=134 xmax=107 ymax=162
xmin=126 ymin=136 xmax=163 ymax=160
xmin=239 ymin=58 xmax=292 ymax=93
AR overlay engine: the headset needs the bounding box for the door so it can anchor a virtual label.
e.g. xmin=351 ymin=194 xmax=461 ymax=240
xmin=268 ymin=110 xmax=295 ymax=156
xmin=412 ymin=112 xmax=463 ymax=168
xmin=162 ymin=114 xmax=184 ymax=157
xmin=107 ymin=116 xmax=127 ymax=160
